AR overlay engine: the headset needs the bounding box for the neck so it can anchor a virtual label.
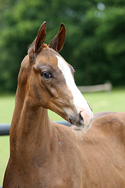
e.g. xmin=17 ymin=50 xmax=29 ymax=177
xmin=10 ymin=83 xmax=52 ymax=161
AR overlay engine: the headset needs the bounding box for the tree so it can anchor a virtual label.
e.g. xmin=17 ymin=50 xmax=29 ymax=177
xmin=0 ymin=0 xmax=125 ymax=92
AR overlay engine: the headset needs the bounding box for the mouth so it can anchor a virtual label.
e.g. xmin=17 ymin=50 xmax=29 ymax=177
xmin=71 ymin=124 xmax=84 ymax=131
xmin=71 ymin=118 xmax=93 ymax=131
xmin=68 ymin=110 xmax=93 ymax=131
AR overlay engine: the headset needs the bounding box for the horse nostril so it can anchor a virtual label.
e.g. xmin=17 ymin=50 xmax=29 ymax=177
xmin=69 ymin=118 xmax=72 ymax=124
xmin=68 ymin=115 xmax=76 ymax=125
xmin=69 ymin=117 xmax=73 ymax=124
xmin=79 ymin=112 xmax=84 ymax=125
xmin=68 ymin=113 xmax=84 ymax=126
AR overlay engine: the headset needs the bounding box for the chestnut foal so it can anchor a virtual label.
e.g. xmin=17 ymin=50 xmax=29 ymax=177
xmin=3 ymin=22 xmax=125 ymax=188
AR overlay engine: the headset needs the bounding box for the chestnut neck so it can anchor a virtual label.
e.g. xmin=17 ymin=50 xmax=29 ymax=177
xmin=10 ymin=76 xmax=52 ymax=162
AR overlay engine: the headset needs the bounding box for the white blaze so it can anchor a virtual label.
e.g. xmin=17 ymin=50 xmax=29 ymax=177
xmin=56 ymin=55 xmax=93 ymax=125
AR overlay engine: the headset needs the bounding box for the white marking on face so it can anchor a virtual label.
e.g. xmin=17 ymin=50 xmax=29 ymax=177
xmin=56 ymin=55 xmax=93 ymax=125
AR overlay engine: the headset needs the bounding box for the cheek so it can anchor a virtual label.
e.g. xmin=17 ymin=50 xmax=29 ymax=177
xmin=57 ymin=87 xmax=75 ymax=109
xmin=32 ymin=82 xmax=50 ymax=107
xmin=49 ymin=87 xmax=59 ymax=98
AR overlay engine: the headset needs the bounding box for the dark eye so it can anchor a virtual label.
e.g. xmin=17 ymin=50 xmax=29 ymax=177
xmin=41 ymin=71 xmax=52 ymax=79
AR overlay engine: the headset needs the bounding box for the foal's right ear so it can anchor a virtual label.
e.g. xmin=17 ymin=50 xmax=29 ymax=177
xmin=28 ymin=21 xmax=46 ymax=59
xmin=48 ymin=23 xmax=66 ymax=52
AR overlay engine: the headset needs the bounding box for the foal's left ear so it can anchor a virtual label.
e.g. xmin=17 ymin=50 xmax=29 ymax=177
xmin=28 ymin=21 xmax=46 ymax=58
xmin=48 ymin=23 xmax=66 ymax=52
xmin=35 ymin=21 xmax=46 ymax=52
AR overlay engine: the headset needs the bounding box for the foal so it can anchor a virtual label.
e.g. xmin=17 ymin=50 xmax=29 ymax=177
xmin=3 ymin=22 xmax=125 ymax=188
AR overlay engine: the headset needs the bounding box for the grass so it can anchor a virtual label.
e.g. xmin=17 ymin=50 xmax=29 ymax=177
xmin=0 ymin=88 xmax=125 ymax=184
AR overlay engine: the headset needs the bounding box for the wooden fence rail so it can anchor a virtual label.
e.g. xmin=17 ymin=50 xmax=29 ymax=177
xmin=78 ymin=82 xmax=112 ymax=93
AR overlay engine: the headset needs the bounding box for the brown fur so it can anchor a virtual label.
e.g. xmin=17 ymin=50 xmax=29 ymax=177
xmin=3 ymin=22 xmax=125 ymax=188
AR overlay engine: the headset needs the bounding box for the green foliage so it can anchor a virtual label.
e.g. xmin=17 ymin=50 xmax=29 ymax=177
xmin=0 ymin=0 xmax=125 ymax=92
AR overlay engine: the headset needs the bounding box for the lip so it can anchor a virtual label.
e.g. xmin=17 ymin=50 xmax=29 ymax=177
xmin=71 ymin=124 xmax=84 ymax=131
xmin=71 ymin=118 xmax=93 ymax=131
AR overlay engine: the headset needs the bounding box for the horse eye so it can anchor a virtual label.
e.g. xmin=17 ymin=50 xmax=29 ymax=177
xmin=41 ymin=71 xmax=52 ymax=79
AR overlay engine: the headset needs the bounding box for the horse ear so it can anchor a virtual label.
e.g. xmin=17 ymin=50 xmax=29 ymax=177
xmin=35 ymin=21 xmax=46 ymax=52
xmin=48 ymin=23 xmax=66 ymax=52
xmin=28 ymin=21 xmax=46 ymax=58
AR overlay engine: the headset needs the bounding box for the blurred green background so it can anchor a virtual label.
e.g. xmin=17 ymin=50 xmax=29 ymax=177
xmin=0 ymin=0 xmax=125 ymax=92
xmin=0 ymin=0 xmax=125 ymax=185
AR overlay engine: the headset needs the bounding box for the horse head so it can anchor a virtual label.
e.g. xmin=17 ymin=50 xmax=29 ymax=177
xmin=20 ymin=21 xmax=93 ymax=130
